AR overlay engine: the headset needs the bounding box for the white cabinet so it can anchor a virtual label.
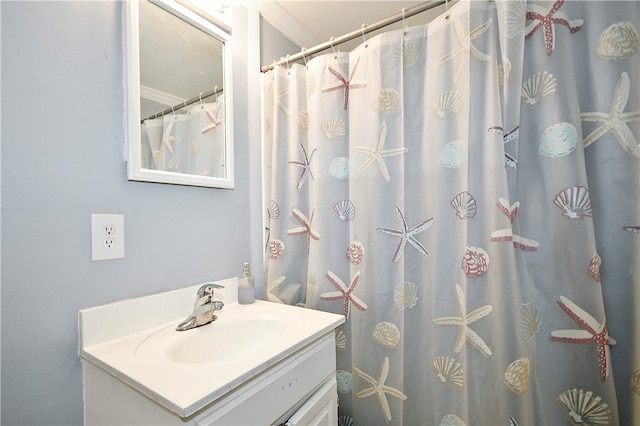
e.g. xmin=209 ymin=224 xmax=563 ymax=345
xmin=80 ymin=279 xmax=344 ymax=425
xmin=83 ymin=332 xmax=339 ymax=425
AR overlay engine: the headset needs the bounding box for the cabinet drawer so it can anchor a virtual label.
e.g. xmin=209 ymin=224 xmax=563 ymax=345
xmin=196 ymin=332 xmax=336 ymax=425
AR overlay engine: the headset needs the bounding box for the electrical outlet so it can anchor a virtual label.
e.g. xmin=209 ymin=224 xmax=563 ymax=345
xmin=104 ymin=225 xmax=116 ymax=236
xmin=91 ymin=214 xmax=125 ymax=261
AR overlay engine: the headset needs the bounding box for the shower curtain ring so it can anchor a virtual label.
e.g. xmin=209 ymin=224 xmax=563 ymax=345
xmin=214 ymin=85 xmax=219 ymax=102
xmin=361 ymin=23 xmax=368 ymax=47
xmin=330 ymin=36 xmax=338 ymax=56
xmin=301 ymin=47 xmax=309 ymax=67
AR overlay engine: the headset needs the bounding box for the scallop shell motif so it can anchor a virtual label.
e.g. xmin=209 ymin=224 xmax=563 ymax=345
xmin=338 ymin=415 xmax=354 ymax=426
xmin=461 ymin=246 xmax=489 ymax=278
xmin=433 ymin=90 xmax=462 ymax=119
xmin=553 ymin=186 xmax=592 ymax=219
xmin=307 ymin=73 xmax=317 ymax=94
xmin=451 ymin=191 xmax=478 ymax=219
xmin=498 ymin=56 xmax=512 ymax=86
xmin=334 ymin=199 xmax=356 ymax=221
xmin=297 ymin=110 xmax=310 ymax=129
xmin=597 ymin=22 xmax=639 ymax=60
xmin=322 ymin=118 xmax=346 ymax=138
xmin=267 ymin=239 xmax=284 ymax=260
xmin=328 ymin=157 xmax=350 ymax=179
xmin=190 ymin=141 xmax=200 ymax=156
xmin=440 ymin=414 xmax=467 ymax=426
xmin=336 ymin=370 xmax=353 ymax=394
xmin=503 ymin=0 xmax=526 ymax=39
xmin=372 ymin=89 xmax=400 ymax=113
xmin=167 ymin=155 xmax=181 ymax=170
xmin=345 ymin=241 xmax=364 ymax=265
xmin=394 ymin=281 xmax=418 ymax=310
xmin=335 ymin=329 xmax=348 ymax=351
xmin=556 ymin=389 xmax=611 ymax=425
xmin=521 ymin=71 xmax=557 ymax=107
xmin=267 ymin=200 xmax=280 ymax=220
xmin=539 ymin=122 xmax=577 ymax=158
xmin=394 ymin=40 xmax=419 ymax=69
xmin=372 ymin=321 xmax=401 ymax=348
xmin=520 ymin=303 xmax=541 ymax=342
xmin=432 ymin=356 xmax=464 ymax=391
xmin=588 ymin=253 xmax=602 ymax=282
xmin=629 ymin=369 xmax=640 ymax=396
xmin=503 ymin=357 xmax=530 ymax=395
xmin=439 ymin=140 xmax=465 ymax=169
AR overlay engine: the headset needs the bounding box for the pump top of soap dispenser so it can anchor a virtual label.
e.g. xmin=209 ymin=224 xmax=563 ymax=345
xmin=242 ymin=262 xmax=250 ymax=277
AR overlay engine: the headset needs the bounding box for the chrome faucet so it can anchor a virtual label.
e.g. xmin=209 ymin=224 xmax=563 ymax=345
xmin=176 ymin=283 xmax=225 ymax=331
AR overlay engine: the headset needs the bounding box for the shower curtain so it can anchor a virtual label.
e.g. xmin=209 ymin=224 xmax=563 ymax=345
xmin=140 ymin=97 xmax=226 ymax=177
xmin=262 ymin=1 xmax=639 ymax=424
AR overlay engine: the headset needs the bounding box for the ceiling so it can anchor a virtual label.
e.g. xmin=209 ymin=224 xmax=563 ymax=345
xmin=254 ymin=0 xmax=455 ymax=54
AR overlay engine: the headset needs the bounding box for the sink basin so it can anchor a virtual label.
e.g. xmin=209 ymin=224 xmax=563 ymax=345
xmin=136 ymin=309 xmax=290 ymax=364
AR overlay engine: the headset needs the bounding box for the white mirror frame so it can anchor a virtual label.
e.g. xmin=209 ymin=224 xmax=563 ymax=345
xmin=123 ymin=0 xmax=234 ymax=189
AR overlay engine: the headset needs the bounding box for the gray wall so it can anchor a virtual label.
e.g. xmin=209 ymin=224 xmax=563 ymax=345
xmin=1 ymin=2 xmax=260 ymax=424
xmin=259 ymin=16 xmax=301 ymax=69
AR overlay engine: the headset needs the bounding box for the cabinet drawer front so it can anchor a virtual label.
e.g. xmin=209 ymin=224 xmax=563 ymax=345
xmin=197 ymin=332 xmax=336 ymax=425
xmin=286 ymin=376 xmax=338 ymax=426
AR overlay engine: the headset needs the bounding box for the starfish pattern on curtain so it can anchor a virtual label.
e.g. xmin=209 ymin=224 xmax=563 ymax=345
xmin=263 ymin=1 xmax=639 ymax=423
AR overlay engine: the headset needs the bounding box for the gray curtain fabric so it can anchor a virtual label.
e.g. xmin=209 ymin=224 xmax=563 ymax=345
xmin=262 ymin=1 xmax=639 ymax=424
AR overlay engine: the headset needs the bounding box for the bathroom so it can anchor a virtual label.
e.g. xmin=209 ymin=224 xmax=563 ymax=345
xmin=2 ymin=1 xmax=638 ymax=425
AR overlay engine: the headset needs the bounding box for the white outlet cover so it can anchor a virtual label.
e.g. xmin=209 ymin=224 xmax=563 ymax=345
xmin=91 ymin=214 xmax=125 ymax=261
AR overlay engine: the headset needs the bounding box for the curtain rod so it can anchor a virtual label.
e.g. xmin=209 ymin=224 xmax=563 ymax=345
xmin=141 ymin=86 xmax=224 ymax=123
xmin=260 ymin=0 xmax=447 ymax=73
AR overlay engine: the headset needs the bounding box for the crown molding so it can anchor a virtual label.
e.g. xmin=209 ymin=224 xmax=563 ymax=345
xmin=249 ymin=1 xmax=321 ymax=49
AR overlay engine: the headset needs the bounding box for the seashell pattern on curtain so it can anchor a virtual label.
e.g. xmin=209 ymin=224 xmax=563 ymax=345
xmin=262 ymin=1 xmax=639 ymax=424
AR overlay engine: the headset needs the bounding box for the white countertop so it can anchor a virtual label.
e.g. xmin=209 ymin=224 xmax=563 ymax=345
xmin=79 ymin=278 xmax=344 ymax=418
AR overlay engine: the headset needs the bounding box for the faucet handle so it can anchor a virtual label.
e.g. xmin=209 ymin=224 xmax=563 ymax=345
xmin=196 ymin=282 xmax=225 ymax=304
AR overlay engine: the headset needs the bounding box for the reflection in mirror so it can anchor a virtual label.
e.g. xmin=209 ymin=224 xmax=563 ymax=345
xmin=124 ymin=0 xmax=234 ymax=188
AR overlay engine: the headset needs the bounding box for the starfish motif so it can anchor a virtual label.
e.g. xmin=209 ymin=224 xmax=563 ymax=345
xmin=491 ymin=198 xmax=540 ymax=251
xmin=353 ymin=357 xmax=407 ymax=423
xmin=321 ymin=57 xmax=366 ymax=110
xmin=266 ymin=275 xmax=286 ymax=304
xmin=274 ymin=87 xmax=291 ymax=116
xmin=580 ymin=72 xmax=640 ymax=157
xmin=434 ymin=18 xmax=492 ymax=81
xmin=288 ymin=141 xmax=317 ymax=189
xmin=377 ymin=205 xmax=435 ymax=263
xmin=201 ymin=105 xmax=221 ymax=134
xmin=525 ymin=0 xmax=583 ymax=56
xmin=623 ymin=226 xmax=640 ymax=234
xmin=286 ymin=208 xmax=320 ymax=252
xmin=320 ymin=270 xmax=367 ymax=319
xmin=433 ymin=284 xmax=493 ymax=357
xmin=550 ymin=296 xmax=616 ymax=382
xmin=354 ymin=123 xmax=408 ymax=182
xmin=162 ymin=118 xmax=181 ymax=155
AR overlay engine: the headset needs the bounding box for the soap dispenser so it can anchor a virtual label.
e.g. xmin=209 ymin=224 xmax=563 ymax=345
xmin=238 ymin=262 xmax=255 ymax=304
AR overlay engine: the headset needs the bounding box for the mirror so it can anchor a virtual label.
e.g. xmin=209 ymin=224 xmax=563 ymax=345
xmin=124 ymin=0 xmax=234 ymax=188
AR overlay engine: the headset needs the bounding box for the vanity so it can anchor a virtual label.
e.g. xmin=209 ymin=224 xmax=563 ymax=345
xmin=79 ymin=277 xmax=345 ymax=425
